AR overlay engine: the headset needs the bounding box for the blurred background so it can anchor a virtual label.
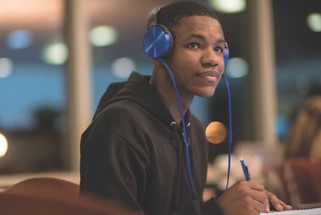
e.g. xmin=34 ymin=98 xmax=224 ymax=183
xmin=0 ymin=0 xmax=320 ymax=192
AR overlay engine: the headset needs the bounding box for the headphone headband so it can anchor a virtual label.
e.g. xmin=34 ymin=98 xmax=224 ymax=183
xmin=147 ymin=7 xmax=162 ymax=28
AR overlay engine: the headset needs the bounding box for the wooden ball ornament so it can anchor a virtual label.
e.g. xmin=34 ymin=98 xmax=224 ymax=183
xmin=205 ymin=121 xmax=227 ymax=144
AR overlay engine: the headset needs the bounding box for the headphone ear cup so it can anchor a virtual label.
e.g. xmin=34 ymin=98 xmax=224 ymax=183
xmin=224 ymin=47 xmax=229 ymax=67
xmin=143 ymin=25 xmax=172 ymax=59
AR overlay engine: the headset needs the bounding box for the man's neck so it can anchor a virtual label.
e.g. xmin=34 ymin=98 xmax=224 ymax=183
xmin=150 ymin=69 xmax=193 ymax=123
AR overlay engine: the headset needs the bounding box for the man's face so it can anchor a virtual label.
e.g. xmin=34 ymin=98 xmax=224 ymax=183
xmin=167 ymin=16 xmax=226 ymax=98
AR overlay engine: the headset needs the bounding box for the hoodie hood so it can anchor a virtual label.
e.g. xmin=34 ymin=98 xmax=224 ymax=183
xmin=93 ymin=72 xmax=175 ymax=128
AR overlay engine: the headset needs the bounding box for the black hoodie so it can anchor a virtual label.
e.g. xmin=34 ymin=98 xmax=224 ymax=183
xmin=80 ymin=72 xmax=223 ymax=215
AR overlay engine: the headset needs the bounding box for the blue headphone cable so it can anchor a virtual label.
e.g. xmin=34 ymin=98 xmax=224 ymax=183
xmin=158 ymin=58 xmax=233 ymax=199
xmin=158 ymin=58 xmax=197 ymax=201
xmin=222 ymin=74 xmax=233 ymax=190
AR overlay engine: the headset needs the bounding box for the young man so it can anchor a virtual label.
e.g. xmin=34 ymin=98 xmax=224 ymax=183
xmin=80 ymin=2 xmax=292 ymax=214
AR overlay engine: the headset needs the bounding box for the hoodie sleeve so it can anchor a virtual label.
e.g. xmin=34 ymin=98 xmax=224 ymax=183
xmin=173 ymin=198 xmax=223 ymax=215
xmin=80 ymin=130 xmax=147 ymax=213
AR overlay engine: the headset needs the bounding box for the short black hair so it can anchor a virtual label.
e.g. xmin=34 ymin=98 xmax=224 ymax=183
xmin=147 ymin=1 xmax=220 ymax=29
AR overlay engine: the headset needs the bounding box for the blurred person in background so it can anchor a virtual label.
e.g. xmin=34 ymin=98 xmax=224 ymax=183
xmin=284 ymin=94 xmax=321 ymax=160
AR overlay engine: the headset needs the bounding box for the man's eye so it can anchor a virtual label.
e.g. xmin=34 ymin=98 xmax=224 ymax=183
xmin=215 ymin=46 xmax=224 ymax=53
xmin=188 ymin=43 xmax=200 ymax=49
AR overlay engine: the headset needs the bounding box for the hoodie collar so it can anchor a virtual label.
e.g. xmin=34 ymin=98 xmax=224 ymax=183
xmin=94 ymin=72 xmax=184 ymax=129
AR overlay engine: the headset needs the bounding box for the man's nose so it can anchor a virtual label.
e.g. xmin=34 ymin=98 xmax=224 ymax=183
xmin=201 ymin=48 xmax=218 ymax=67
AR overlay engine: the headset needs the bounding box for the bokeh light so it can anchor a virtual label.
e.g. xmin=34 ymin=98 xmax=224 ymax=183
xmin=307 ymin=13 xmax=321 ymax=32
xmin=6 ymin=30 xmax=34 ymax=49
xmin=209 ymin=0 xmax=246 ymax=13
xmin=0 ymin=58 xmax=13 ymax=78
xmin=89 ymin=25 xmax=118 ymax=47
xmin=0 ymin=133 xmax=8 ymax=158
xmin=225 ymin=57 xmax=248 ymax=78
xmin=111 ymin=57 xmax=136 ymax=78
xmin=42 ymin=42 xmax=68 ymax=65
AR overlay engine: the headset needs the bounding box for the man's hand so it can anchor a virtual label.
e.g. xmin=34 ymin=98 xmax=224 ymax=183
xmin=264 ymin=189 xmax=292 ymax=211
xmin=216 ymin=181 xmax=292 ymax=215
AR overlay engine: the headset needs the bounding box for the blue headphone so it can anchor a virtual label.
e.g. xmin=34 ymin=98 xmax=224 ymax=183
xmin=143 ymin=7 xmax=230 ymax=64
xmin=143 ymin=7 xmax=172 ymax=59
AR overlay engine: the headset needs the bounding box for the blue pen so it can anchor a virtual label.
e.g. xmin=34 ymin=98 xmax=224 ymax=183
xmin=240 ymin=159 xmax=251 ymax=181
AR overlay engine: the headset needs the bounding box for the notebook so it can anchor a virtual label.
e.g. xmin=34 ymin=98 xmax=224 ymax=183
xmin=260 ymin=207 xmax=321 ymax=215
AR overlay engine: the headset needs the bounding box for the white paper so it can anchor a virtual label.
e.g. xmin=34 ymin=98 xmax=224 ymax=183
xmin=260 ymin=207 xmax=321 ymax=215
